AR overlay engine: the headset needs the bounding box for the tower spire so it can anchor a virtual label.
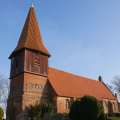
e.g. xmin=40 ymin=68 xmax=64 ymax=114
xmin=9 ymin=5 xmax=50 ymax=58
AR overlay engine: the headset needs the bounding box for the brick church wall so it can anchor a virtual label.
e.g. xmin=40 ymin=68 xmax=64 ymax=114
xmin=56 ymin=97 xmax=71 ymax=113
xmin=22 ymin=72 xmax=48 ymax=110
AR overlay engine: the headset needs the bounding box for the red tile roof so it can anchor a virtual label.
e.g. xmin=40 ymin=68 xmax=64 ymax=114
xmin=48 ymin=67 xmax=116 ymax=100
xmin=9 ymin=6 xmax=50 ymax=58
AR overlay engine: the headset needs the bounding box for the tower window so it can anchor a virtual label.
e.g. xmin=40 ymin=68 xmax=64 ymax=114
xmin=15 ymin=59 xmax=18 ymax=68
xmin=33 ymin=53 xmax=40 ymax=65
xmin=11 ymin=57 xmax=14 ymax=66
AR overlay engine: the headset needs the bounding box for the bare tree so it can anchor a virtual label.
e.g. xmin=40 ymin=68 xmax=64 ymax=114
xmin=112 ymin=76 xmax=120 ymax=95
xmin=0 ymin=74 xmax=9 ymax=110
xmin=107 ymin=76 xmax=120 ymax=103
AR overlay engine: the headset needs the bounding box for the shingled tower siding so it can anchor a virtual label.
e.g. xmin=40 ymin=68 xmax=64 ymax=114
xmin=7 ymin=6 xmax=51 ymax=120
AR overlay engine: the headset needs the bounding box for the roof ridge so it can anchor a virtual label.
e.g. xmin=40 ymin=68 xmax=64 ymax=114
xmin=49 ymin=67 xmax=98 ymax=82
xmin=99 ymin=81 xmax=116 ymax=99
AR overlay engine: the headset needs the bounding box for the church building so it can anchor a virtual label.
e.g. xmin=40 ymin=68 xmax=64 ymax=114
xmin=7 ymin=6 xmax=119 ymax=120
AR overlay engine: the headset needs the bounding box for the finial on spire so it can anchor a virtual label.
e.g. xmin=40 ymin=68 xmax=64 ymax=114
xmin=98 ymin=75 xmax=103 ymax=82
xmin=31 ymin=0 xmax=34 ymax=8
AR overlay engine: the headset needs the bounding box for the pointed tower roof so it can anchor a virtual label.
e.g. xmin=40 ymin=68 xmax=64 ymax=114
xmin=9 ymin=6 xmax=50 ymax=58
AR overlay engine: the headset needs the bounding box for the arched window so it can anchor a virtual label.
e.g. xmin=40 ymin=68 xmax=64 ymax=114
xmin=108 ymin=101 xmax=113 ymax=113
xmin=66 ymin=99 xmax=72 ymax=110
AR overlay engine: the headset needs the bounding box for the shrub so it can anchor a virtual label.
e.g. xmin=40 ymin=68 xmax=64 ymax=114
xmin=26 ymin=102 xmax=54 ymax=120
xmin=50 ymin=113 xmax=64 ymax=120
xmin=69 ymin=96 xmax=106 ymax=120
xmin=108 ymin=112 xmax=120 ymax=117
xmin=0 ymin=107 xmax=4 ymax=120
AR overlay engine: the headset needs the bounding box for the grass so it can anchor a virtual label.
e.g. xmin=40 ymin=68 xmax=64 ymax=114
xmin=108 ymin=117 xmax=120 ymax=120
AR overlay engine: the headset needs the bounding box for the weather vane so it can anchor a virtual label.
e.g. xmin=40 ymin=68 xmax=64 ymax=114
xmin=31 ymin=0 xmax=41 ymax=7
xmin=31 ymin=0 xmax=35 ymax=7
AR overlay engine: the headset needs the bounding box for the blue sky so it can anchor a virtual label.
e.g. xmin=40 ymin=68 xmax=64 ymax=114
xmin=0 ymin=0 xmax=120 ymax=83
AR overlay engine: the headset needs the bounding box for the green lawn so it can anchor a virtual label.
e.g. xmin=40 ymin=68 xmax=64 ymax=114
xmin=108 ymin=117 xmax=120 ymax=120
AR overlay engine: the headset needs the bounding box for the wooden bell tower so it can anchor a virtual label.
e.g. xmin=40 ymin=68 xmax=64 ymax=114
xmin=7 ymin=6 xmax=50 ymax=120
